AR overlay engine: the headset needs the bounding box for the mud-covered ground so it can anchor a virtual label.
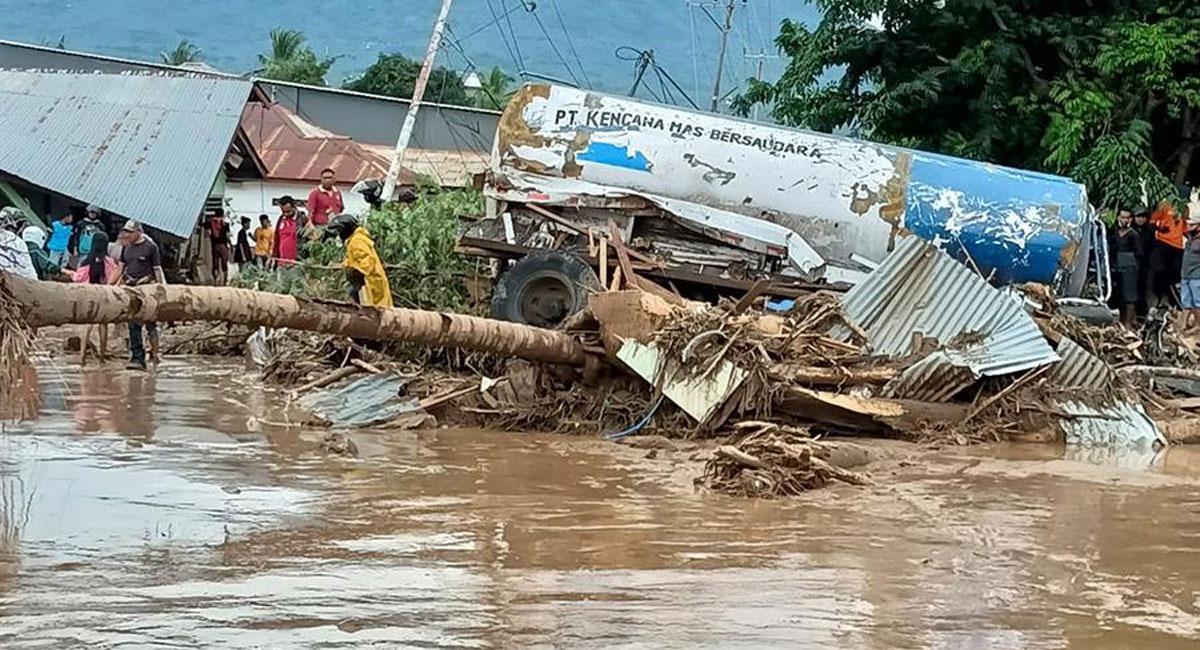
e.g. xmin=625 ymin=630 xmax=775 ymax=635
xmin=2 ymin=354 xmax=1199 ymax=648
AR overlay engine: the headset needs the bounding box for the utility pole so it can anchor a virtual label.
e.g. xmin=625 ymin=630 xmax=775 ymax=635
xmin=708 ymin=0 xmax=737 ymax=112
xmin=382 ymin=0 xmax=454 ymax=201
xmin=743 ymin=51 xmax=778 ymax=120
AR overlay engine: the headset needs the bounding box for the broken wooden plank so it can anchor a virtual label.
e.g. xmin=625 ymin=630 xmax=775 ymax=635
xmin=419 ymin=384 xmax=478 ymax=410
xmin=1165 ymin=397 xmax=1200 ymax=410
xmin=350 ymin=358 xmax=384 ymax=374
xmin=599 ymin=237 xmax=608 ymax=289
xmin=732 ymin=278 xmax=771 ymax=315
xmin=526 ymin=202 xmax=586 ymax=235
xmin=294 ymin=365 xmax=361 ymax=394
xmin=716 ymin=445 xmax=766 ymax=469
xmin=607 ymin=221 xmax=636 ymax=287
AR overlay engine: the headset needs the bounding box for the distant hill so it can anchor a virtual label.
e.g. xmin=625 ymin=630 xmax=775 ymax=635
xmin=2 ymin=0 xmax=817 ymax=107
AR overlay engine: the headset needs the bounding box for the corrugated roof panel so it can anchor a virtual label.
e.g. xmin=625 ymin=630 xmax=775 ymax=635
xmin=298 ymin=373 xmax=424 ymax=428
xmin=841 ymin=236 xmax=1059 ymax=377
xmin=882 ymin=351 xmax=977 ymax=402
xmin=0 ymin=69 xmax=252 ymax=237
xmin=1057 ymin=400 xmax=1164 ymax=449
xmin=241 ymin=102 xmax=397 ymax=184
xmin=1048 ymin=336 xmax=1113 ymax=390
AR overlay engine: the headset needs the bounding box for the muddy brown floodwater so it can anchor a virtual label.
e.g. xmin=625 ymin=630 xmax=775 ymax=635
xmin=1 ymin=357 xmax=1200 ymax=648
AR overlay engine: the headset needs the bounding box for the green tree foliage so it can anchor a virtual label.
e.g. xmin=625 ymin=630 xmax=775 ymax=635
xmin=342 ymin=53 xmax=469 ymax=105
xmin=257 ymin=29 xmax=335 ymax=86
xmin=161 ymin=39 xmax=201 ymax=66
xmin=471 ymin=66 xmax=516 ymax=110
xmin=734 ymin=1 xmax=1200 ymax=210
xmin=235 ymin=188 xmax=481 ymax=311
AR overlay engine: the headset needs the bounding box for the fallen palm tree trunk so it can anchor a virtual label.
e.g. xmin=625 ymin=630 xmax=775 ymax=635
xmin=2 ymin=273 xmax=587 ymax=366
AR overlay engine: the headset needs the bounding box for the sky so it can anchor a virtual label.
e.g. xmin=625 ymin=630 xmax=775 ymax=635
xmin=0 ymin=0 xmax=818 ymax=106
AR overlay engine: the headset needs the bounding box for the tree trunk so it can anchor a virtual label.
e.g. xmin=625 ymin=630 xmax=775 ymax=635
xmin=1174 ymin=106 xmax=1197 ymax=186
xmin=768 ymin=362 xmax=897 ymax=386
xmin=3 ymin=273 xmax=587 ymax=366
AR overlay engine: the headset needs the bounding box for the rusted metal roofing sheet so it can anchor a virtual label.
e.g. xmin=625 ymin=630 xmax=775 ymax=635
xmin=0 ymin=69 xmax=252 ymax=237
xmin=842 ymin=236 xmax=1059 ymax=377
xmin=241 ymin=102 xmax=400 ymax=184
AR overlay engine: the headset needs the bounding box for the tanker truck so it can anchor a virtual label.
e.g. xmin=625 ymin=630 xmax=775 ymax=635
xmin=461 ymin=84 xmax=1105 ymax=326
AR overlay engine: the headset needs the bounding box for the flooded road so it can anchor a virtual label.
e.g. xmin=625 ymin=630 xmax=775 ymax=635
xmin=2 ymin=357 xmax=1200 ymax=648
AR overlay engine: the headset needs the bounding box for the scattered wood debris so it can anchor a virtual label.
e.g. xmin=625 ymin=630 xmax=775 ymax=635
xmin=698 ymin=428 xmax=871 ymax=498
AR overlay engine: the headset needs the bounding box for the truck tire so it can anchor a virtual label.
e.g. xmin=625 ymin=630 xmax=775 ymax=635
xmin=491 ymin=251 xmax=601 ymax=327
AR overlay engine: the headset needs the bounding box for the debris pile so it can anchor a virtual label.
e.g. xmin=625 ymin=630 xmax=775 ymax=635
xmin=698 ymin=425 xmax=871 ymax=498
xmin=586 ymin=237 xmax=1178 ymax=465
xmin=648 ymin=291 xmax=878 ymax=424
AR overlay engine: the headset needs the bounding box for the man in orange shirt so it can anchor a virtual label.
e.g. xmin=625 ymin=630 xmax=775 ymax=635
xmin=1149 ymin=200 xmax=1185 ymax=308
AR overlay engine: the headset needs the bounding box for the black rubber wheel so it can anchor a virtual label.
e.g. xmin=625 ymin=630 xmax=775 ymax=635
xmin=491 ymin=251 xmax=601 ymax=327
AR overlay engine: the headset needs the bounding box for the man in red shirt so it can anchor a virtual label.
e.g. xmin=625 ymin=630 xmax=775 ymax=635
xmin=272 ymin=196 xmax=300 ymax=267
xmin=306 ymin=168 xmax=344 ymax=227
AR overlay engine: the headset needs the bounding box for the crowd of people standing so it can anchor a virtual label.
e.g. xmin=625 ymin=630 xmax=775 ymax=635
xmin=1 ymin=165 xmax=392 ymax=372
xmin=1108 ymin=200 xmax=1200 ymax=329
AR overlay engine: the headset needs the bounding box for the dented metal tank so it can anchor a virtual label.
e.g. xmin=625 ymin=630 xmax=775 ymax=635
xmin=490 ymin=84 xmax=1095 ymax=289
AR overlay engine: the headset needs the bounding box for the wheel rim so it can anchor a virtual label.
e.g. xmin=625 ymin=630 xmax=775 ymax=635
xmin=518 ymin=276 xmax=573 ymax=327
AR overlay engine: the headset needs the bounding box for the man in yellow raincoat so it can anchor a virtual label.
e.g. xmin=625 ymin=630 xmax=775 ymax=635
xmin=327 ymin=214 xmax=393 ymax=308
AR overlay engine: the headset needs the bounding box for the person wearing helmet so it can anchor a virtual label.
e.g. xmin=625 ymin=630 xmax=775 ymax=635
xmin=75 ymin=204 xmax=106 ymax=267
xmin=21 ymin=225 xmax=64 ymax=281
xmin=325 ymin=213 xmax=393 ymax=308
xmin=351 ymin=178 xmax=384 ymax=211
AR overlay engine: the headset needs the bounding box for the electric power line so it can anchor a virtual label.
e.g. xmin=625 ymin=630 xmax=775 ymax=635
xmin=443 ymin=26 xmax=509 ymax=111
xmin=456 ymin=1 xmax=523 ymax=41
xmin=521 ymin=1 xmax=581 ymax=86
xmin=616 ymin=46 xmax=699 ymax=109
xmin=499 ymin=0 xmax=527 ymax=72
xmin=548 ymin=0 xmax=594 ymax=88
xmin=482 ymin=0 xmax=525 ymax=78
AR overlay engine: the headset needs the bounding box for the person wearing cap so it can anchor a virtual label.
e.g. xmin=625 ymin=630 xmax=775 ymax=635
xmin=114 ymin=220 xmax=165 ymax=370
xmin=325 ymin=213 xmax=392 ymax=308
xmin=1183 ymin=210 xmax=1200 ymax=334
xmin=75 ymin=204 xmax=105 ymax=268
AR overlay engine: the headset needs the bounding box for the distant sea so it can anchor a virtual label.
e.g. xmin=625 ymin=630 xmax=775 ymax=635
xmin=0 ymin=0 xmax=817 ymax=104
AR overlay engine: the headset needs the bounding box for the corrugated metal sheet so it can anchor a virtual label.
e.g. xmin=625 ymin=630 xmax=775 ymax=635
xmin=242 ymin=102 xmax=399 ymax=184
xmin=298 ymin=373 xmax=425 ymax=428
xmin=882 ymin=351 xmax=977 ymax=401
xmin=1057 ymin=400 xmax=1165 ymax=449
xmin=1047 ymin=336 xmax=1114 ymax=390
xmin=0 ymin=69 xmax=252 ymax=237
xmin=841 ymin=236 xmax=1059 ymax=377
